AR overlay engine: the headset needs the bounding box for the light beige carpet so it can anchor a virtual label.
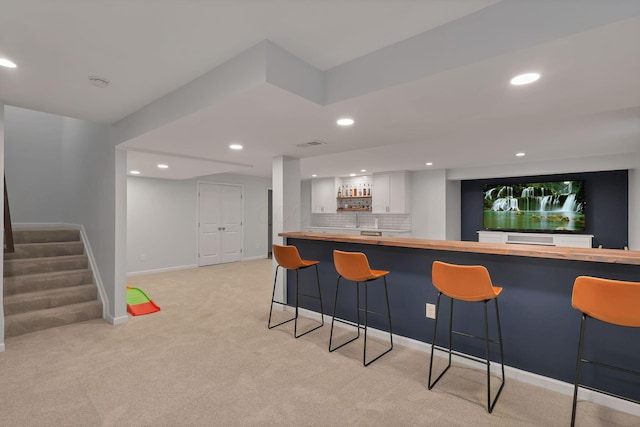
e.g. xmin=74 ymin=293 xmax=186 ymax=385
xmin=1 ymin=259 xmax=638 ymax=426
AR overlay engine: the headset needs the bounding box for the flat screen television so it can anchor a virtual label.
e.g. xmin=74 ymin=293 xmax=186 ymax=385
xmin=483 ymin=180 xmax=586 ymax=232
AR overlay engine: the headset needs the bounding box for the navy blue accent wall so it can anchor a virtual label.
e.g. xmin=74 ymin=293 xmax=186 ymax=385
xmin=460 ymin=170 xmax=629 ymax=249
xmin=287 ymin=237 xmax=640 ymax=400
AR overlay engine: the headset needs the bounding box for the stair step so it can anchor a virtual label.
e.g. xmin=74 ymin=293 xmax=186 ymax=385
xmin=4 ymin=300 xmax=103 ymax=339
xmin=3 ymin=284 xmax=98 ymax=316
xmin=4 ymin=241 xmax=85 ymax=260
xmin=12 ymin=228 xmax=81 ymax=244
xmin=4 ymin=255 xmax=88 ymax=277
xmin=3 ymin=269 xmax=93 ymax=296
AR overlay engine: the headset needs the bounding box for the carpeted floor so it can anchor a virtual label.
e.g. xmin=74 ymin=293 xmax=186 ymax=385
xmin=1 ymin=258 xmax=638 ymax=426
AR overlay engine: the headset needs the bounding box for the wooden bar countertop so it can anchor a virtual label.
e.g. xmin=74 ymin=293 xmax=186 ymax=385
xmin=280 ymin=231 xmax=640 ymax=266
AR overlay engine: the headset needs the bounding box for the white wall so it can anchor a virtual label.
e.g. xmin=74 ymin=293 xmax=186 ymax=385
xmin=126 ymin=172 xmax=271 ymax=275
xmin=4 ymin=107 xmax=66 ymax=222
xmin=629 ymin=152 xmax=640 ymax=250
xmin=300 ymin=179 xmax=311 ymax=229
xmin=127 ymin=176 xmax=197 ymax=273
xmin=410 ymin=170 xmax=448 ymax=239
xmin=445 ymin=177 xmax=461 ymax=241
xmin=61 ymin=116 xmax=123 ymax=323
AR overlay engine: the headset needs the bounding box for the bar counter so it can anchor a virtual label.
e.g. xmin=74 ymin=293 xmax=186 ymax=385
xmin=280 ymin=231 xmax=640 ymax=265
xmin=280 ymin=231 xmax=640 ymax=402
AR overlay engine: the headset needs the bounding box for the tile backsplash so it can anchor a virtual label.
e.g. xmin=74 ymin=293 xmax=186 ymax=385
xmin=311 ymin=212 xmax=411 ymax=231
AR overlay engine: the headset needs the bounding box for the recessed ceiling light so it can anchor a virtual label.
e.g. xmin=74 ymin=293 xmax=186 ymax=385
xmin=157 ymin=164 xmax=169 ymax=169
xmin=229 ymin=144 xmax=243 ymax=150
xmin=89 ymin=76 xmax=110 ymax=88
xmin=337 ymin=118 xmax=354 ymax=126
xmin=129 ymin=170 xmax=141 ymax=175
xmin=0 ymin=58 xmax=17 ymax=68
xmin=349 ymin=173 xmax=356 ymax=177
xmin=360 ymin=169 xmax=367 ymax=173
xmin=311 ymin=174 xmax=317 ymax=177
xmin=510 ymin=73 xmax=540 ymax=85
xmin=516 ymin=152 xmax=526 ymax=157
xmin=425 ymin=162 xmax=433 ymax=166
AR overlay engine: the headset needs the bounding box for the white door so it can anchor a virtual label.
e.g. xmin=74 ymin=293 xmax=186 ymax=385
xmin=220 ymin=185 xmax=242 ymax=263
xmin=198 ymin=183 xmax=243 ymax=266
xmin=199 ymin=183 xmax=221 ymax=266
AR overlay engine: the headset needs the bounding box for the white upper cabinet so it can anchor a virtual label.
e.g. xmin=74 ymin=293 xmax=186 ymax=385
xmin=372 ymin=171 xmax=411 ymax=214
xmin=311 ymin=177 xmax=338 ymax=213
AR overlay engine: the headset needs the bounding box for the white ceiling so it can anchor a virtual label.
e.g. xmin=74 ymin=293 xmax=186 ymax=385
xmin=1 ymin=0 xmax=639 ymax=180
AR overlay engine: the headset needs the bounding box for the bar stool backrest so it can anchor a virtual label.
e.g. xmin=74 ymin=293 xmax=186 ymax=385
xmin=572 ymin=276 xmax=640 ymax=327
xmin=334 ymin=250 xmax=375 ymax=282
xmin=272 ymin=244 xmax=305 ymax=270
xmin=432 ymin=261 xmax=498 ymax=302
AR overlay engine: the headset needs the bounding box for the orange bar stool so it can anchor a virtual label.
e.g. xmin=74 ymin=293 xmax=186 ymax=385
xmin=268 ymin=244 xmax=324 ymax=338
xmin=329 ymin=250 xmax=393 ymax=366
xmin=570 ymin=276 xmax=640 ymax=426
xmin=428 ymin=261 xmax=505 ymax=413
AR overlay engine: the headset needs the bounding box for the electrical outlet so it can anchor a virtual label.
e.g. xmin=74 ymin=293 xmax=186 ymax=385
xmin=139 ymin=253 xmax=146 ymax=261
xmin=426 ymin=303 xmax=436 ymax=319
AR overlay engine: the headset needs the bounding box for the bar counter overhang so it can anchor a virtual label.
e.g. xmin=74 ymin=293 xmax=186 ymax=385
xmin=279 ymin=232 xmax=640 ymax=403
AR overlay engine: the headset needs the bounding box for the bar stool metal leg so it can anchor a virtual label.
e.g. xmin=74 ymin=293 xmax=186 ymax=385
xmin=490 ymin=298 xmax=505 ymax=413
xmin=329 ymin=276 xmax=361 ymax=352
xmin=571 ymin=314 xmax=587 ymax=427
xmin=268 ymin=265 xmax=295 ymax=329
xmin=363 ymin=276 xmax=393 ymax=367
xmin=428 ymin=292 xmax=452 ymax=389
xmin=269 ymin=264 xmax=324 ymax=338
xmin=293 ymin=264 xmax=324 ymax=338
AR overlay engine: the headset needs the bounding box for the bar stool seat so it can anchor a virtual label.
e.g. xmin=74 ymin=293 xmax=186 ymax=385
xmin=570 ymin=276 xmax=640 ymax=426
xmin=329 ymin=250 xmax=393 ymax=366
xmin=268 ymin=244 xmax=324 ymax=338
xmin=428 ymin=261 xmax=505 ymax=413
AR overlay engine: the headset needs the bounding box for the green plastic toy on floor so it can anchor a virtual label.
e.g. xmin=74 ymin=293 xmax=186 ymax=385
xmin=126 ymin=286 xmax=161 ymax=316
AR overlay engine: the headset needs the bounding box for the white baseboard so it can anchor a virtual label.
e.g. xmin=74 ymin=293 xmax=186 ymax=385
xmin=129 ymin=258 xmax=269 ymax=276
xmin=243 ymin=255 xmax=268 ymax=261
xmin=291 ymin=307 xmax=640 ymax=418
xmin=106 ymin=314 xmax=129 ymax=325
xmin=127 ymin=264 xmax=198 ymax=277
xmin=0 ymin=342 xmax=5 ymax=352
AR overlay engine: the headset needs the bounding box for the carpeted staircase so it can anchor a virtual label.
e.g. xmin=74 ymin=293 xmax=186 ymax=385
xmin=3 ymin=228 xmax=103 ymax=338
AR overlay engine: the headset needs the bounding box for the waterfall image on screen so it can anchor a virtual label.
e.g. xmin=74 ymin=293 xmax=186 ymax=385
xmin=483 ymin=181 xmax=586 ymax=232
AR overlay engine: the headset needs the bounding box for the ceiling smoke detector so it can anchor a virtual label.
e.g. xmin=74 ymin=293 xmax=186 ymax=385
xmin=295 ymin=140 xmax=327 ymax=148
xmin=89 ymin=76 xmax=110 ymax=88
